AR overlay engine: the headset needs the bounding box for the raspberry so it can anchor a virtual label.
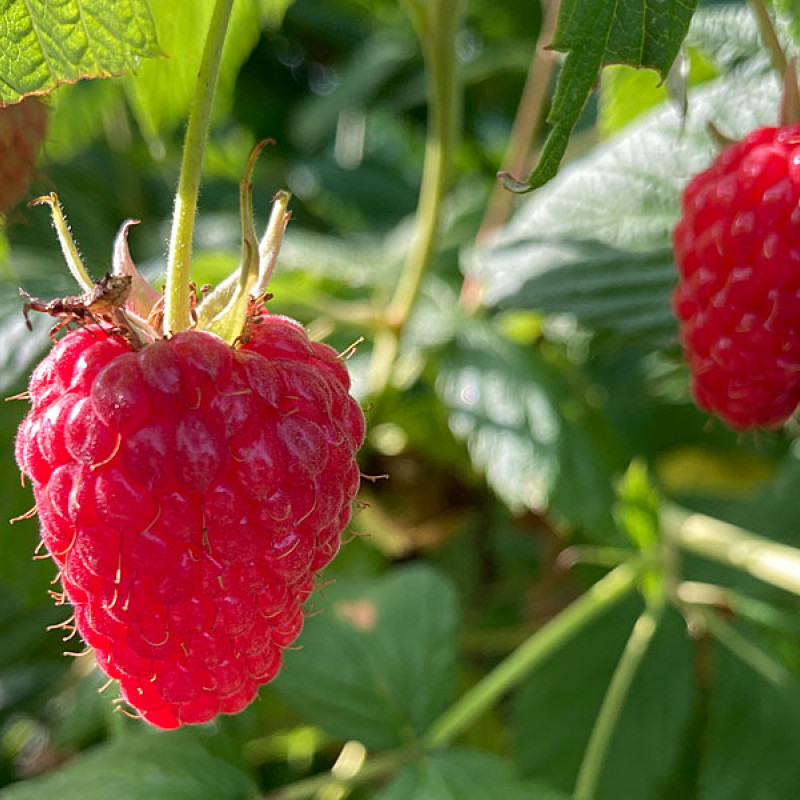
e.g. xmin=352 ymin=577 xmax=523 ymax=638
xmin=15 ymin=312 xmax=364 ymax=728
xmin=0 ymin=97 xmax=48 ymax=213
xmin=673 ymin=123 xmax=800 ymax=429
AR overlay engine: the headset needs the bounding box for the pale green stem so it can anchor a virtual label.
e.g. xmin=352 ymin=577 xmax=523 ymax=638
xmin=424 ymin=559 xmax=642 ymax=747
xmin=691 ymin=605 xmax=793 ymax=688
xmin=663 ymin=504 xmax=800 ymax=598
xmin=30 ymin=193 xmax=93 ymax=292
xmin=163 ymin=0 xmax=234 ymax=334
xmin=573 ymin=604 xmax=663 ymax=800
xmin=368 ymin=0 xmax=461 ymax=394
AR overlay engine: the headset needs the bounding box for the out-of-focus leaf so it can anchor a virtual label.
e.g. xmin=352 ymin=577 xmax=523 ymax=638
xmin=513 ymin=603 xmax=694 ymax=798
xmin=435 ymin=320 xmax=619 ymax=539
xmin=698 ymin=648 xmax=800 ymax=800
xmin=46 ymin=80 xmax=129 ymax=161
xmin=478 ymin=60 xmax=780 ymax=348
xmin=377 ymin=749 xmax=570 ymax=800
xmin=0 ymin=1 xmax=161 ymax=105
xmin=518 ymin=0 xmax=697 ymax=191
xmin=124 ymin=0 xmax=262 ymax=143
xmin=258 ymin=0 xmax=295 ymax=28
xmin=290 ymin=31 xmax=415 ymax=152
xmin=685 ymin=5 xmax=764 ymax=72
xmin=273 ymin=565 xmax=458 ymax=749
xmin=0 ymin=730 xmax=256 ymax=800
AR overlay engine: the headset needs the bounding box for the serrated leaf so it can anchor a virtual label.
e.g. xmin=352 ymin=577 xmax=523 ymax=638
xmin=435 ymin=321 xmax=619 ymax=539
xmin=273 ymin=565 xmax=458 ymax=749
xmin=0 ymin=730 xmax=256 ymax=800
xmin=521 ymin=0 xmax=698 ymax=190
xmin=513 ymin=603 xmax=694 ymax=797
xmin=478 ymin=62 xmax=780 ymax=347
xmin=377 ymin=749 xmax=569 ymax=800
xmin=0 ymin=0 xmax=161 ymax=104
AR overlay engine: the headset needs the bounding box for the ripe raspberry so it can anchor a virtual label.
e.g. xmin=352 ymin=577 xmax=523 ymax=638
xmin=15 ymin=312 xmax=365 ymax=728
xmin=673 ymin=124 xmax=800 ymax=429
xmin=0 ymin=97 xmax=48 ymax=213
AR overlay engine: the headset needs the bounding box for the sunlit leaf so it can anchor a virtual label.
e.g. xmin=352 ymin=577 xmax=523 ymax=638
xmin=519 ymin=0 xmax=698 ymax=190
xmin=0 ymin=0 xmax=161 ymax=105
xmin=436 ymin=320 xmax=619 ymax=539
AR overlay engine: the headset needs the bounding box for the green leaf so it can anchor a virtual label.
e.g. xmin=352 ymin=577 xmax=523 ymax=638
xmin=518 ymin=0 xmax=698 ymax=190
xmin=697 ymin=647 xmax=800 ymax=800
xmin=377 ymin=749 xmax=569 ymax=800
xmin=0 ymin=730 xmax=256 ymax=800
xmin=0 ymin=0 xmax=161 ymax=104
xmin=435 ymin=320 xmax=619 ymax=539
xmin=513 ymin=603 xmax=694 ymax=797
xmin=478 ymin=59 xmax=780 ymax=348
xmin=273 ymin=565 xmax=459 ymax=749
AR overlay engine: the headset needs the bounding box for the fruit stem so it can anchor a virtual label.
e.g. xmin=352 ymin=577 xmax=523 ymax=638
xmin=422 ymin=559 xmax=643 ymax=748
xmin=163 ymin=0 xmax=235 ymax=335
xmin=368 ymin=0 xmax=461 ymax=393
xmin=663 ymin=503 xmax=800 ymax=598
xmin=29 ymin=193 xmax=94 ymax=293
xmin=573 ymin=604 xmax=663 ymax=800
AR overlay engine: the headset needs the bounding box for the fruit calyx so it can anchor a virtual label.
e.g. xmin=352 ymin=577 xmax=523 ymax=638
xmin=24 ymin=142 xmax=291 ymax=349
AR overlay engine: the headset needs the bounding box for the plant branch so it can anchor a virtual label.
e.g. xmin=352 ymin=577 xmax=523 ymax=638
xmin=163 ymin=0 xmax=235 ymax=334
xmin=663 ymin=504 xmax=800 ymax=598
xmin=573 ymin=604 xmax=662 ymax=800
xmin=423 ymin=559 xmax=642 ymax=747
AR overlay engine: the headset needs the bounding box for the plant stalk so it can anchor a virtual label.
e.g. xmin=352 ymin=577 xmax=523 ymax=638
xmin=423 ymin=559 xmax=642 ymax=747
xmin=573 ymin=604 xmax=662 ymax=800
xmin=369 ymin=0 xmax=461 ymax=394
xmin=663 ymin=504 xmax=800 ymax=598
xmin=163 ymin=0 xmax=235 ymax=334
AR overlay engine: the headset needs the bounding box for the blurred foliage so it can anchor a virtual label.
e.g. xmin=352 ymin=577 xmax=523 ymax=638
xmin=3 ymin=0 xmax=800 ymax=798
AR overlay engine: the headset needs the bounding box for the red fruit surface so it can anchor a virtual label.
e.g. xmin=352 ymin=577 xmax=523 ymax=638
xmin=673 ymin=124 xmax=800 ymax=429
xmin=0 ymin=97 xmax=48 ymax=213
xmin=16 ymin=313 xmax=365 ymax=728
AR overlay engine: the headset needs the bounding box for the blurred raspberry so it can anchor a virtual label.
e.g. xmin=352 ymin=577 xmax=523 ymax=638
xmin=0 ymin=97 xmax=48 ymax=213
xmin=673 ymin=124 xmax=800 ymax=429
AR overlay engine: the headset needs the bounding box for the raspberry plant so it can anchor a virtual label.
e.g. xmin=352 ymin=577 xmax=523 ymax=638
xmin=5 ymin=1 xmax=800 ymax=799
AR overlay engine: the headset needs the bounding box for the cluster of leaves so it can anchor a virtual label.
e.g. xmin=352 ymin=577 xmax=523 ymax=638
xmin=3 ymin=0 xmax=800 ymax=798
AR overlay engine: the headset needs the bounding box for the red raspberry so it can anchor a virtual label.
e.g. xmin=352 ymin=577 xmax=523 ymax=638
xmin=15 ymin=313 xmax=364 ymax=728
xmin=0 ymin=97 xmax=48 ymax=213
xmin=673 ymin=124 xmax=800 ymax=429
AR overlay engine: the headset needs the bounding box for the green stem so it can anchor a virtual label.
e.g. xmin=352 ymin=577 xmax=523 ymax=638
xmin=424 ymin=560 xmax=642 ymax=747
xmin=263 ymin=746 xmax=419 ymax=800
xmin=691 ymin=605 xmax=793 ymax=688
xmin=663 ymin=504 xmax=800 ymax=598
xmin=163 ymin=0 xmax=234 ymax=334
xmin=369 ymin=0 xmax=461 ymax=393
xmin=573 ymin=604 xmax=662 ymax=800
